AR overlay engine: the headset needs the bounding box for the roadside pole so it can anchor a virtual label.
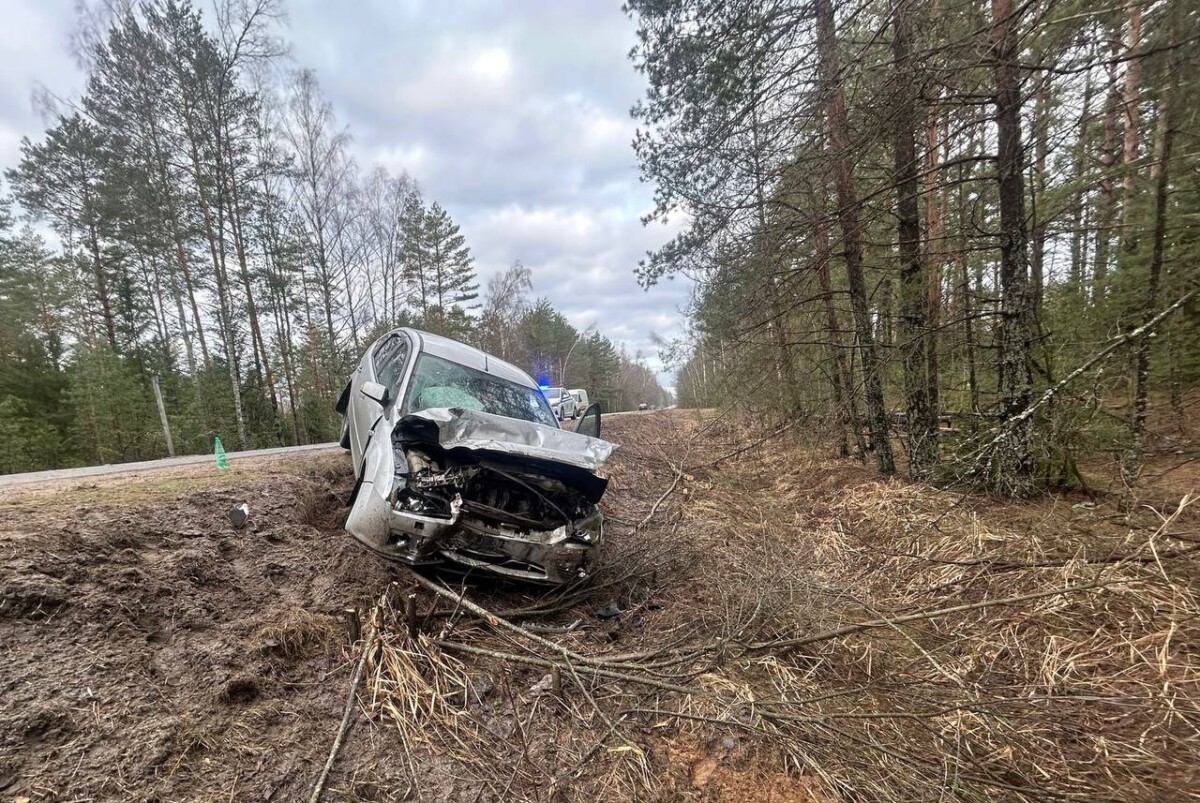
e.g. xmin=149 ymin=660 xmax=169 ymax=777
xmin=150 ymin=375 xmax=176 ymax=457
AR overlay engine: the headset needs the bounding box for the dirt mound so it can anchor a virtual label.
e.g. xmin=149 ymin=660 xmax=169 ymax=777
xmin=0 ymin=453 xmax=397 ymax=801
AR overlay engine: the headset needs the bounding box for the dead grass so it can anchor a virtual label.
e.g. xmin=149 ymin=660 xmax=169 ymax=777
xmin=255 ymin=608 xmax=342 ymax=660
xmin=0 ymin=452 xmax=346 ymax=509
xmin=350 ymin=409 xmax=1200 ymax=802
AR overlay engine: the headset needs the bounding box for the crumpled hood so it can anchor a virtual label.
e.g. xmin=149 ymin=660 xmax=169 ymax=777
xmin=395 ymin=407 xmax=617 ymax=471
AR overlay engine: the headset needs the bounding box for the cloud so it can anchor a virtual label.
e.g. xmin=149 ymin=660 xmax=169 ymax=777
xmin=462 ymin=204 xmax=691 ymax=374
xmin=0 ymin=0 xmax=691 ymax=382
xmin=284 ymin=0 xmax=691 ymax=378
xmin=0 ymin=0 xmax=84 ymax=169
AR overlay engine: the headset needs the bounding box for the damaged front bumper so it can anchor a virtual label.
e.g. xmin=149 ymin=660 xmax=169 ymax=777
xmin=346 ymin=408 xmax=612 ymax=586
xmin=349 ymin=495 xmax=602 ymax=585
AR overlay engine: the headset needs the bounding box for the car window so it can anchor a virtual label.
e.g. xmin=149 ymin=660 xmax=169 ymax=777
xmin=373 ymin=335 xmax=410 ymax=393
xmin=403 ymin=354 xmax=557 ymax=426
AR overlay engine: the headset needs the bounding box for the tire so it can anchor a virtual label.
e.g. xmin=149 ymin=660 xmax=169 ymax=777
xmin=339 ymin=417 xmax=351 ymax=449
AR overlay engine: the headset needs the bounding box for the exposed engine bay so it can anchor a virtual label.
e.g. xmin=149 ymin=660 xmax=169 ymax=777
xmin=345 ymin=408 xmax=614 ymax=586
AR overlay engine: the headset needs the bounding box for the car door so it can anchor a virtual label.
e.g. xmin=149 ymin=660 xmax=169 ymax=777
xmin=350 ymin=334 xmax=410 ymax=466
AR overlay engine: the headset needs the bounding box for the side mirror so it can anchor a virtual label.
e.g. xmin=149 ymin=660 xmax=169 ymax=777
xmin=575 ymin=403 xmax=601 ymax=438
xmin=360 ymin=380 xmax=389 ymax=407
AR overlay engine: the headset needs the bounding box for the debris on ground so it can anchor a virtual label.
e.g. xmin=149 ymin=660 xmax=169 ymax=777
xmin=228 ymin=502 xmax=250 ymax=529
xmin=594 ymin=601 xmax=622 ymax=619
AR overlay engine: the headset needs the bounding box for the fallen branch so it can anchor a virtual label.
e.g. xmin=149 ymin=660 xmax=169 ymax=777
xmin=430 ymin=639 xmax=698 ymax=695
xmin=636 ymin=462 xmax=684 ymax=530
xmin=747 ymin=580 xmax=1112 ymax=653
xmin=406 ymin=570 xmax=667 ymax=673
xmin=308 ymin=587 xmax=388 ymax=803
xmin=963 ymin=288 xmax=1198 ymax=467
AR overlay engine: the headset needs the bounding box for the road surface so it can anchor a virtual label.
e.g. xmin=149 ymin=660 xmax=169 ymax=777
xmin=0 ymin=443 xmax=340 ymax=489
xmin=0 ymin=407 xmax=663 ymax=489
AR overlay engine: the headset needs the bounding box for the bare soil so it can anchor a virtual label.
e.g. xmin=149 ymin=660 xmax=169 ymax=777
xmin=0 ymin=415 xmax=725 ymax=802
xmin=2 ymin=411 xmax=1198 ymax=802
xmin=0 ymin=453 xmax=395 ymax=801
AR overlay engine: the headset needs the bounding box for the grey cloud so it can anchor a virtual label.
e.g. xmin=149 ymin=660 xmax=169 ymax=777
xmin=0 ymin=0 xmax=689 ymax=381
xmin=0 ymin=0 xmax=84 ymax=168
xmin=285 ymin=0 xmax=688 ymax=379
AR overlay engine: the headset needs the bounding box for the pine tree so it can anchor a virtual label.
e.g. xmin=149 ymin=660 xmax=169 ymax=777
xmin=422 ymin=201 xmax=478 ymax=335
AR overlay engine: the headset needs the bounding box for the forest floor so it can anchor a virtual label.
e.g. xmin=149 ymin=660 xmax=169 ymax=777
xmin=1 ymin=410 xmax=1197 ymax=802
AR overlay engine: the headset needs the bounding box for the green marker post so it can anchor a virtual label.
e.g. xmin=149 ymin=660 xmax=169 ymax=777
xmin=214 ymin=436 xmax=229 ymax=470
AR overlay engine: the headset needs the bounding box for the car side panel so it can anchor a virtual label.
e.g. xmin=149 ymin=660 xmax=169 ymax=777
xmin=345 ymin=414 xmax=397 ymax=549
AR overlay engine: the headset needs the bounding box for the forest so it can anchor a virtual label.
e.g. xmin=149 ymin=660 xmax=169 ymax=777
xmin=0 ymin=0 xmax=669 ymax=475
xmin=632 ymin=0 xmax=1200 ymax=498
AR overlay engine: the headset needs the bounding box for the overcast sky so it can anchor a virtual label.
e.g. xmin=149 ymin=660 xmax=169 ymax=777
xmin=0 ymin=0 xmax=690 ymax=382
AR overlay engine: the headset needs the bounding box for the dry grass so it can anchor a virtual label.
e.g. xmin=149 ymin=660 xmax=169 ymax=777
xmin=255 ymin=608 xmax=342 ymax=659
xmin=346 ymin=410 xmax=1200 ymax=802
xmin=0 ymin=452 xmax=346 ymax=509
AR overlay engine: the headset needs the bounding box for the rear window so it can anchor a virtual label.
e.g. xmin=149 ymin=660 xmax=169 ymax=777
xmin=402 ymin=354 xmax=557 ymax=427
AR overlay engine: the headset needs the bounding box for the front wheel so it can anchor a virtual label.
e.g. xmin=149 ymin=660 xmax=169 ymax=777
xmin=339 ymin=417 xmax=351 ymax=449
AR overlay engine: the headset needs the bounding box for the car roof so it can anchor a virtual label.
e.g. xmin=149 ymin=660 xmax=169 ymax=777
xmin=399 ymin=328 xmax=539 ymax=389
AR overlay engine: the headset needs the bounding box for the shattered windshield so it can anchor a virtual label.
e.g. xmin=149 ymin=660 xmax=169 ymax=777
xmin=402 ymin=353 xmax=558 ymax=427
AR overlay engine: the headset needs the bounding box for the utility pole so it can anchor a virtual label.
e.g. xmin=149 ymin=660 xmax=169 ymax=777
xmin=150 ymin=375 xmax=176 ymax=457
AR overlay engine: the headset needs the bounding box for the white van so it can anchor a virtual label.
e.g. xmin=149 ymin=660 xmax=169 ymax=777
xmin=569 ymin=389 xmax=589 ymax=412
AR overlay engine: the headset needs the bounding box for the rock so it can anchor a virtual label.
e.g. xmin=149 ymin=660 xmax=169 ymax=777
xmin=228 ymin=503 xmax=250 ymax=529
xmin=595 ymin=601 xmax=622 ymax=620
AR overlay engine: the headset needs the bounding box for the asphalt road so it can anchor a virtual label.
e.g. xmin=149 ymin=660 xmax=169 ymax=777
xmin=0 ymin=408 xmax=663 ymax=489
xmin=0 ymin=443 xmax=340 ymax=489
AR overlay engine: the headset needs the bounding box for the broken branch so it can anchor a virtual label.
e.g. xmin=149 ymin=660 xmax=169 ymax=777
xmin=748 ymin=580 xmax=1113 ymax=653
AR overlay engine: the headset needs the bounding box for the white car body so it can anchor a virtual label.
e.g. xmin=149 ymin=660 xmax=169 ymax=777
xmin=335 ymin=328 xmax=613 ymax=585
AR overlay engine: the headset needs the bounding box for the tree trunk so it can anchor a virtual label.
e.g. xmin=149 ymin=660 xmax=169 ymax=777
xmin=816 ymin=218 xmax=867 ymax=459
xmin=1069 ymin=63 xmax=1094 ymax=297
xmin=262 ymin=234 xmax=303 ymax=445
xmin=1121 ymin=87 xmax=1173 ymax=500
xmin=751 ymin=109 xmax=804 ymax=417
xmin=1119 ymin=4 xmax=1143 ymax=253
xmin=227 ymin=154 xmax=278 ymax=414
xmin=1031 ymin=83 xmax=1050 ymax=318
xmin=86 ymin=222 xmax=118 ymax=351
xmin=149 ymin=116 xmax=210 ymax=370
xmin=956 ymin=136 xmax=980 ymax=419
xmin=1093 ymin=30 xmax=1121 ymax=302
xmin=815 ymin=0 xmax=894 ymax=475
xmin=988 ymin=0 xmax=1037 ymax=494
xmin=924 ymin=105 xmax=944 ymax=434
xmin=892 ymin=0 xmax=936 ymax=478
xmin=186 ymin=130 xmax=248 ymax=448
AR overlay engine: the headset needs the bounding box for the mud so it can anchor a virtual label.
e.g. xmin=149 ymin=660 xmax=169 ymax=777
xmin=0 ymin=454 xmax=398 ymax=801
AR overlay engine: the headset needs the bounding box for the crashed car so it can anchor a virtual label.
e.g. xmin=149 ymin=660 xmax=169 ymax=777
xmin=335 ymin=328 xmax=615 ymax=585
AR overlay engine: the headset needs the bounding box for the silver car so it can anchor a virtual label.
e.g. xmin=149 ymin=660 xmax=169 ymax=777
xmin=335 ymin=328 xmax=614 ymax=585
xmin=544 ymin=386 xmax=577 ymax=421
